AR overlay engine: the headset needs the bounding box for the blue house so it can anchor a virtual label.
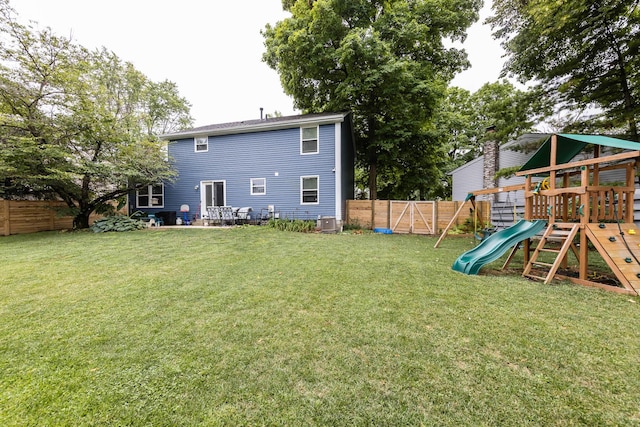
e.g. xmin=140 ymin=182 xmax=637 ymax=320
xmin=134 ymin=112 xmax=354 ymax=225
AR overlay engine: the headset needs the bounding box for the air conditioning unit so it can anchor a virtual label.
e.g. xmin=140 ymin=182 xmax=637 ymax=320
xmin=319 ymin=216 xmax=337 ymax=233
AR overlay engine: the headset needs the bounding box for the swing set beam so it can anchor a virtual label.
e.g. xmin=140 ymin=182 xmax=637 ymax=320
xmin=434 ymin=184 xmax=528 ymax=248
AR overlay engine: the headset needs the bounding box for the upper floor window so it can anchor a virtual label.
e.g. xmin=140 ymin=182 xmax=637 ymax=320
xmin=137 ymin=184 xmax=164 ymax=208
xmin=301 ymin=126 xmax=318 ymax=154
xmin=301 ymin=176 xmax=319 ymax=204
xmin=195 ymin=136 xmax=208 ymax=152
xmin=251 ymin=178 xmax=266 ymax=195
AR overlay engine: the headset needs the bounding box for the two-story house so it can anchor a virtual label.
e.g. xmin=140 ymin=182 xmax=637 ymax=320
xmin=134 ymin=112 xmax=354 ymax=226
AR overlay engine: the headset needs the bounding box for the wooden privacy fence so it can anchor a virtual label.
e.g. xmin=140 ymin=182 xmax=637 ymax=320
xmin=0 ymin=200 xmax=103 ymax=236
xmin=345 ymin=200 xmax=491 ymax=235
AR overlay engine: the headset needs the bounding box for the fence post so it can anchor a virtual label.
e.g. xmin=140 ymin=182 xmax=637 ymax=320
xmin=345 ymin=200 xmax=350 ymax=225
xmin=2 ymin=200 xmax=9 ymax=236
xmin=433 ymin=201 xmax=438 ymax=235
xmin=384 ymin=200 xmax=388 ymax=229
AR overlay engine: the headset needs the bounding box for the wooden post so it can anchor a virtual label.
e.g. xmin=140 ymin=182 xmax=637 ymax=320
xmin=433 ymin=200 xmax=438 ymax=235
xmin=523 ymin=175 xmax=533 ymax=265
xmin=387 ymin=200 xmax=391 ymax=229
xmin=592 ymin=145 xmax=600 ymax=186
xmin=345 ymin=200 xmax=350 ymax=226
xmin=434 ymin=197 xmax=473 ymax=248
xmin=524 ymin=175 xmax=532 ymax=221
xmin=562 ymin=173 xmax=570 ymax=222
xmin=579 ymin=165 xmax=589 ymax=280
xmin=626 ymin=162 xmax=635 ymax=223
xmin=548 ymin=134 xmax=558 ymax=224
xmin=2 ymin=200 xmax=9 ymax=236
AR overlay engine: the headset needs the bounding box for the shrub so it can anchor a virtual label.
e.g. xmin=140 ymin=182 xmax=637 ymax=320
xmin=343 ymin=218 xmax=365 ymax=231
xmin=90 ymin=215 xmax=147 ymax=233
xmin=266 ymin=218 xmax=317 ymax=233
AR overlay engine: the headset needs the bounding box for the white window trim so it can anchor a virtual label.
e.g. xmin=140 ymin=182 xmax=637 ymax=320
xmin=300 ymin=175 xmax=319 ymax=205
xmin=200 ymin=180 xmax=226 ymax=218
xmin=300 ymin=126 xmax=319 ymax=155
xmin=136 ymin=184 xmax=165 ymax=208
xmin=194 ymin=136 xmax=208 ymax=152
xmin=250 ymin=178 xmax=266 ymax=196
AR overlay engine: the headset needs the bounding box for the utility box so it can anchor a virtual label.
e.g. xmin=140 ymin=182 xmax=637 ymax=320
xmin=319 ymin=216 xmax=337 ymax=233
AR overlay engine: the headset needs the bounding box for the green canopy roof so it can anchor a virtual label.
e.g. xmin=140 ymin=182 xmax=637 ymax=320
xmin=519 ymin=134 xmax=640 ymax=173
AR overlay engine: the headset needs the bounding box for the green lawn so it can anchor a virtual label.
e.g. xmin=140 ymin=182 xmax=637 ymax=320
xmin=1 ymin=227 xmax=639 ymax=426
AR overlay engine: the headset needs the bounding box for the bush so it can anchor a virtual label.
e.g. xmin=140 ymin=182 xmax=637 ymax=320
xmin=266 ymin=218 xmax=317 ymax=233
xmin=343 ymin=218 xmax=365 ymax=231
xmin=90 ymin=215 xmax=147 ymax=233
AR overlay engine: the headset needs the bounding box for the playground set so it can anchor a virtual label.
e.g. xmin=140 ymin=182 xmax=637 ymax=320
xmin=439 ymin=134 xmax=640 ymax=296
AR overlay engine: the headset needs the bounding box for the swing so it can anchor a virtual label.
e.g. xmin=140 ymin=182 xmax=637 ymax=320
xmin=474 ymin=195 xmax=497 ymax=241
xmin=492 ymin=190 xmax=521 ymax=231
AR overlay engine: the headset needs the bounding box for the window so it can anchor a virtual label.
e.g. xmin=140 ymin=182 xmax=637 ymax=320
xmin=301 ymin=126 xmax=318 ymax=154
xmin=251 ymin=178 xmax=266 ymax=195
xmin=195 ymin=136 xmax=208 ymax=152
xmin=301 ymin=176 xmax=319 ymax=204
xmin=137 ymin=184 xmax=164 ymax=208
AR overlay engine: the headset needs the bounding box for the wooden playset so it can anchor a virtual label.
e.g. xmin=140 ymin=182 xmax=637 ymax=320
xmin=442 ymin=134 xmax=640 ymax=296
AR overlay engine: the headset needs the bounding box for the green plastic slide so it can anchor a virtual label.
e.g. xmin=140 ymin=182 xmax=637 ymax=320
xmin=452 ymin=220 xmax=547 ymax=275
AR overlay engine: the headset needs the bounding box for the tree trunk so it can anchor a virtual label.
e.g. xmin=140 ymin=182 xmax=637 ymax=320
xmin=368 ymin=161 xmax=377 ymax=200
xmin=366 ymin=116 xmax=378 ymax=200
xmin=73 ymin=210 xmax=92 ymax=229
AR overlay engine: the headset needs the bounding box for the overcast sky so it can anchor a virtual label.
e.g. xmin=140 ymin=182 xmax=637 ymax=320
xmin=12 ymin=0 xmax=505 ymax=127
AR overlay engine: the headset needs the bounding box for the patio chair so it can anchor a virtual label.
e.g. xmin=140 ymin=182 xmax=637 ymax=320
xmin=220 ymin=206 xmax=235 ymax=225
xmin=206 ymin=206 xmax=222 ymax=226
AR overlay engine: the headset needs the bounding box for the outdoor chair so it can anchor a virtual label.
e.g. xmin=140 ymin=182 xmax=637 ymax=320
xmin=220 ymin=206 xmax=235 ymax=225
xmin=206 ymin=206 xmax=222 ymax=226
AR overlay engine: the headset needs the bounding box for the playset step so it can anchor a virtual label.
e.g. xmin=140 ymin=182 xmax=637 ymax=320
xmin=523 ymin=223 xmax=580 ymax=284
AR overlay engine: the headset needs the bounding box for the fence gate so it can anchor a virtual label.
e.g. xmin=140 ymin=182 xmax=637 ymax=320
xmin=389 ymin=201 xmax=435 ymax=234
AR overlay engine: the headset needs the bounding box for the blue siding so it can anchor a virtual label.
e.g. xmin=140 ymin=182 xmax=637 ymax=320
xmin=164 ymin=124 xmax=340 ymax=220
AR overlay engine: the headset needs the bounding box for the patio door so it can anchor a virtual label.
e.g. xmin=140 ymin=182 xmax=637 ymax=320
xmin=201 ymin=181 xmax=225 ymax=217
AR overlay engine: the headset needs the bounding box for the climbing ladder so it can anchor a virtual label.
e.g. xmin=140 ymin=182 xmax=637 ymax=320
xmin=523 ymin=223 xmax=580 ymax=284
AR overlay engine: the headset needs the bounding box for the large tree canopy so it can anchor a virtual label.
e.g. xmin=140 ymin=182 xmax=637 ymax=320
xmin=431 ymin=81 xmax=547 ymax=197
xmin=263 ymin=0 xmax=481 ymax=199
xmin=0 ymin=1 xmax=193 ymax=228
xmin=488 ymin=0 xmax=640 ymax=139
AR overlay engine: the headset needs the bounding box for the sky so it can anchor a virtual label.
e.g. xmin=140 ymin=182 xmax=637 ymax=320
xmin=12 ymin=0 xmax=505 ymax=127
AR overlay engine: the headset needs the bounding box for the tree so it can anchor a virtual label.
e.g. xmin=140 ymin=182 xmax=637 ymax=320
xmin=0 ymin=1 xmax=193 ymax=228
xmin=488 ymin=0 xmax=640 ymax=140
xmin=430 ymin=87 xmax=477 ymax=167
xmin=431 ymin=81 xmax=547 ymax=198
xmin=263 ymin=0 xmax=482 ymax=199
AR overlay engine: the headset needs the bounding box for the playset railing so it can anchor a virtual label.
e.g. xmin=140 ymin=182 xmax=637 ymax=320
xmin=529 ymin=186 xmax=634 ymax=223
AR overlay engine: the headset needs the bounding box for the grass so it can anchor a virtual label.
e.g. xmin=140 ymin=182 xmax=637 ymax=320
xmin=1 ymin=227 xmax=639 ymax=426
